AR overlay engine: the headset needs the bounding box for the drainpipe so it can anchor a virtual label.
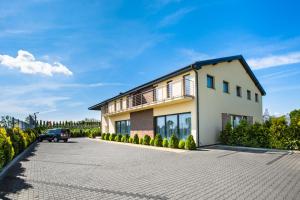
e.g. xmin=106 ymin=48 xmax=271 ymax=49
xmin=192 ymin=65 xmax=200 ymax=147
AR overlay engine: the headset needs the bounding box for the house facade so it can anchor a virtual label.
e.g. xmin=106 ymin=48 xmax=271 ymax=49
xmin=89 ymin=55 xmax=266 ymax=146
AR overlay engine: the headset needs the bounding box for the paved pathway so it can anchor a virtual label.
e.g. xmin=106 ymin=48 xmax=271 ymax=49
xmin=0 ymin=138 xmax=299 ymax=200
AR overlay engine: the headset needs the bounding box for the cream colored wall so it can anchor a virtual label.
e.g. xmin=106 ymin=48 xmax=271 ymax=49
xmin=153 ymin=100 xmax=197 ymax=141
xmin=197 ymin=60 xmax=263 ymax=146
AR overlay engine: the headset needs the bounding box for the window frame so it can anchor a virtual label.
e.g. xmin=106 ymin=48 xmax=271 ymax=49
xmin=236 ymin=86 xmax=242 ymax=97
xmin=255 ymin=93 xmax=259 ymax=102
xmin=223 ymin=81 xmax=229 ymax=94
xmin=207 ymin=74 xmax=215 ymax=89
xmin=247 ymin=90 xmax=251 ymax=100
xmin=154 ymin=112 xmax=191 ymax=140
xmin=167 ymin=81 xmax=173 ymax=98
xmin=115 ymin=120 xmax=130 ymax=135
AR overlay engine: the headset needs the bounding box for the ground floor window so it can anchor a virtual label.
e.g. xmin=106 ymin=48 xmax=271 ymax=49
xmin=115 ymin=120 xmax=130 ymax=135
xmin=231 ymin=115 xmax=247 ymax=128
xmin=155 ymin=112 xmax=191 ymax=140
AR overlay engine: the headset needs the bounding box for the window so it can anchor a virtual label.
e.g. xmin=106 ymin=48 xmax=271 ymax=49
xmin=247 ymin=90 xmax=251 ymax=100
xmin=231 ymin=115 xmax=248 ymax=128
xmin=114 ymin=101 xmax=117 ymax=111
xmin=167 ymin=81 xmax=173 ymax=98
xmin=120 ymin=99 xmax=123 ymax=109
xmin=255 ymin=93 xmax=259 ymax=102
xmin=236 ymin=86 xmax=242 ymax=97
xmin=223 ymin=81 xmax=229 ymax=93
xmin=115 ymin=120 xmax=130 ymax=135
xmin=155 ymin=116 xmax=166 ymax=138
xmin=207 ymin=75 xmax=214 ymax=89
xmin=166 ymin=115 xmax=178 ymax=139
xmin=155 ymin=113 xmax=191 ymax=140
xmin=183 ymin=74 xmax=191 ymax=95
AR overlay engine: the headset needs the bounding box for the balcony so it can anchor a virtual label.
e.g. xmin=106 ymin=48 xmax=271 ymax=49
xmin=102 ymin=78 xmax=195 ymax=116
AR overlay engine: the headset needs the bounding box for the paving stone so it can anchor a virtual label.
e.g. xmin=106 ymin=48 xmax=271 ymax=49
xmin=0 ymin=138 xmax=299 ymax=200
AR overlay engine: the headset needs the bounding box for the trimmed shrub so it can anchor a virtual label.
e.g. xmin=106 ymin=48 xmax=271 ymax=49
xmin=185 ymin=135 xmax=196 ymax=150
xmin=178 ymin=140 xmax=185 ymax=149
xmin=150 ymin=138 xmax=154 ymax=146
xmin=0 ymin=128 xmax=15 ymax=169
xmin=109 ymin=133 xmax=116 ymax=141
xmin=115 ymin=134 xmax=122 ymax=142
xmin=154 ymin=134 xmax=163 ymax=147
xmin=133 ymin=134 xmax=139 ymax=144
xmin=101 ymin=133 xmax=106 ymax=140
xmin=163 ymin=138 xmax=168 ymax=147
xmin=139 ymin=138 xmax=143 ymax=145
xmin=105 ymin=133 xmax=110 ymax=140
xmin=169 ymin=134 xmax=179 ymax=148
xmin=143 ymin=135 xmax=151 ymax=145
xmin=129 ymin=137 xmax=133 ymax=143
xmin=121 ymin=134 xmax=130 ymax=143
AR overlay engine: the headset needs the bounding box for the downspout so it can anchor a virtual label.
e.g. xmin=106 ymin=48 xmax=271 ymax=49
xmin=192 ymin=65 xmax=200 ymax=147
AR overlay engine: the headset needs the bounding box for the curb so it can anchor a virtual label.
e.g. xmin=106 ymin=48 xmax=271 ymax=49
xmin=0 ymin=141 xmax=37 ymax=180
xmin=89 ymin=138 xmax=188 ymax=153
xmin=209 ymin=144 xmax=299 ymax=154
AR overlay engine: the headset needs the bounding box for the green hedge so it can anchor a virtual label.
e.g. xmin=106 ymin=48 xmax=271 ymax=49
xmin=133 ymin=134 xmax=139 ymax=144
xmin=220 ymin=110 xmax=300 ymax=150
xmin=0 ymin=127 xmax=37 ymax=170
xmin=154 ymin=134 xmax=163 ymax=147
xmin=178 ymin=140 xmax=185 ymax=149
xmin=163 ymin=138 xmax=168 ymax=147
xmin=70 ymin=127 xmax=101 ymax=138
xmin=143 ymin=135 xmax=151 ymax=145
xmin=169 ymin=134 xmax=179 ymax=148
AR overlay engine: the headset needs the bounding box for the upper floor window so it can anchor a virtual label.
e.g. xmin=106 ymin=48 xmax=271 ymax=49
xmin=120 ymin=98 xmax=123 ymax=109
xmin=183 ymin=74 xmax=191 ymax=95
xmin=207 ymin=75 xmax=215 ymax=89
xmin=114 ymin=101 xmax=117 ymax=111
xmin=167 ymin=81 xmax=173 ymax=98
xmin=236 ymin=86 xmax=242 ymax=97
xmin=255 ymin=93 xmax=259 ymax=102
xmin=247 ymin=90 xmax=251 ymax=100
xmin=223 ymin=81 xmax=229 ymax=93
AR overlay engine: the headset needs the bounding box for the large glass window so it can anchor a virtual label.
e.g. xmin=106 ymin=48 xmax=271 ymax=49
xmin=156 ymin=116 xmax=166 ymax=138
xmin=179 ymin=113 xmax=191 ymax=140
xmin=166 ymin=115 xmax=178 ymax=139
xmin=115 ymin=120 xmax=130 ymax=135
xmin=155 ymin=113 xmax=191 ymax=140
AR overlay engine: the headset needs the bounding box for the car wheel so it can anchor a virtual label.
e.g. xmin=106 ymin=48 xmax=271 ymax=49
xmin=63 ymin=139 xmax=68 ymax=143
xmin=48 ymin=139 xmax=52 ymax=142
xmin=54 ymin=137 xmax=59 ymax=142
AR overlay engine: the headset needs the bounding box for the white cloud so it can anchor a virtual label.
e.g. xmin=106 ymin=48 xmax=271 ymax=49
xmin=247 ymin=52 xmax=300 ymax=70
xmin=179 ymin=48 xmax=211 ymax=62
xmin=159 ymin=7 xmax=195 ymax=27
xmin=0 ymin=50 xmax=72 ymax=76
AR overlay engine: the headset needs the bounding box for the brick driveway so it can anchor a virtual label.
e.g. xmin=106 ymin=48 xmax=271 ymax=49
xmin=0 ymin=138 xmax=299 ymax=200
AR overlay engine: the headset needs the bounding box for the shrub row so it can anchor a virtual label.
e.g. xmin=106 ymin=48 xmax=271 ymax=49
xmin=0 ymin=127 xmax=37 ymax=170
xmin=101 ymin=133 xmax=196 ymax=150
xmin=70 ymin=127 xmax=101 ymax=138
xmin=220 ymin=110 xmax=300 ymax=150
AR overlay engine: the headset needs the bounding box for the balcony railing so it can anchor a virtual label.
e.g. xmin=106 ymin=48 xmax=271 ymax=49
xmin=103 ymin=78 xmax=195 ymax=115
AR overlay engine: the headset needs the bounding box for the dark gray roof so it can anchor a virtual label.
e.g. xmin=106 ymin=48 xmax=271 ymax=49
xmin=89 ymin=55 xmax=266 ymax=110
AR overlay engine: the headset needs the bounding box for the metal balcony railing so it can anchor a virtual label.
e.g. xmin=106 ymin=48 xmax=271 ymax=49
xmin=103 ymin=78 xmax=194 ymax=115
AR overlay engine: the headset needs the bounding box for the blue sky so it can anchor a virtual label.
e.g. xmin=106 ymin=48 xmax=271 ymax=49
xmin=0 ymin=0 xmax=299 ymax=121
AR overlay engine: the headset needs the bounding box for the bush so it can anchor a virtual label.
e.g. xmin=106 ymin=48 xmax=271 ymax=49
xmin=163 ymin=138 xmax=168 ymax=147
xmin=129 ymin=137 xmax=133 ymax=143
xmin=150 ymin=138 xmax=154 ymax=146
xmin=154 ymin=134 xmax=163 ymax=147
xmin=185 ymin=135 xmax=196 ymax=150
xmin=133 ymin=134 xmax=139 ymax=144
xmin=139 ymin=138 xmax=143 ymax=145
xmin=143 ymin=135 xmax=151 ymax=145
xmin=105 ymin=133 xmax=110 ymax=140
xmin=101 ymin=133 xmax=106 ymax=140
xmin=0 ymin=128 xmax=15 ymax=169
xmin=121 ymin=134 xmax=130 ymax=143
xmin=169 ymin=134 xmax=179 ymax=148
xmin=115 ymin=134 xmax=122 ymax=142
xmin=178 ymin=140 xmax=185 ymax=149
xmin=109 ymin=133 xmax=116 ymax=141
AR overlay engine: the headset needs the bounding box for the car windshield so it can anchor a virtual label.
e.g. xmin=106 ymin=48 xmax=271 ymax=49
xmin=47 ymin=129 xmax=60 ymax=134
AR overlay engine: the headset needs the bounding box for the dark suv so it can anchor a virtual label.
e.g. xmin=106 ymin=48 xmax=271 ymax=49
xmin=38 ymin=128 xmax=70 ymax=142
